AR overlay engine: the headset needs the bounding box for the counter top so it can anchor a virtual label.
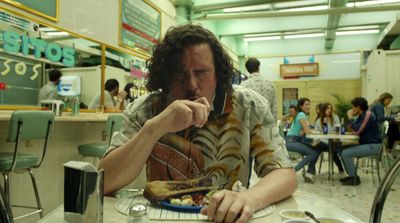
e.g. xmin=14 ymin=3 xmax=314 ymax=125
xmin=0 ymin=110 xmax=114 ymax=122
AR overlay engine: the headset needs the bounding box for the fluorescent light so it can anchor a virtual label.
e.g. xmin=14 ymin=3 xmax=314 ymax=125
xmin=336 ymin=29 xmax=379 ymax=35
xmin=244 ymin=36 xmax=281 ymax=41
xmin=338 ymin=25 xmax=380 ymax=31
xmin=45 ymin=31 xmax=69 ymax=36
xmin=284 ymin=33 xmax=324 ymax=39
xmin=279 ymin=5 xmax=328 ymax=12
xmin=39 ymin=27 xmax=56 ymax=32
xmin=244 ymin=33 xmax=280 ymax=38
xmin=223 ymin=4 xmax=271 ymax=13
xmin=346 ymin=0 xmax=400 ymax=7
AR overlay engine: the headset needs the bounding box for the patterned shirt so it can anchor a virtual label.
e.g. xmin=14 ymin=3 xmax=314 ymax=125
xmin=107 ymin=85 xmax=292 ymax=189
xmin=241 ymin=72 xmax=277 ymax=121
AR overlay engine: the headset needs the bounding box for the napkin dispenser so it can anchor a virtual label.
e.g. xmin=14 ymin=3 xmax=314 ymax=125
xmin=64 ymin=161 xmax=104 ymax=223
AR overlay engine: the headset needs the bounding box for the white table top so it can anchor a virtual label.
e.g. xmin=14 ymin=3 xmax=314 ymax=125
xmin=38 ymin=191 xmax=364 ymax=223
xmin=306 ymin=132 xmax=359 ymax=140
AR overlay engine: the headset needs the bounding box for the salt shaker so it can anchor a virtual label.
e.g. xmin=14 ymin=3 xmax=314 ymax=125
xmin=126 ymin=204 xmax=148 ymax=223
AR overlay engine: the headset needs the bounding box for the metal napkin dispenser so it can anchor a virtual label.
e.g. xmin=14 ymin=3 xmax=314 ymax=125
xmin=64 ymin=161 xmax=104 ymax=223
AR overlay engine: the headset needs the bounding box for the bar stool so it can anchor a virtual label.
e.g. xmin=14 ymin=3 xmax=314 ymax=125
xmin=78 ymin=114 xmax=123 ymax=160
xmin=0 ymin=110 xmax=54 ymax=220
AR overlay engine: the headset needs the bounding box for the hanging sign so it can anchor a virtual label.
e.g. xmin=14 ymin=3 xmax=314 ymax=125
xmin=120 ymin=0 xmax=161 ymax=55
xmin=280 ymin=63 xmax=319 ymax=78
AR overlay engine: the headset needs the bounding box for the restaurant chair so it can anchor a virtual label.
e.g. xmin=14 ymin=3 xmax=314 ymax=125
xmin=0 ymin=111 xmax=54 ymax=220
xmin=0 ymin=185 xmax=13 ymax=223
xmin=355 ymin=122 xmax=389 ymax=183
xmin=369 ymin=156 xmax=400 ymax=223
xmin=78 ymin=114 xmax=123 ymax=161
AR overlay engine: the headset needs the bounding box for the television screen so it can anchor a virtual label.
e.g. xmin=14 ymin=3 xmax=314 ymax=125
xmin=58 ymin=76 xmax=81 ymax=96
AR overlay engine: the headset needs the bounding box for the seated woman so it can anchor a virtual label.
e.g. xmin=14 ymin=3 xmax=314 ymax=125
xmin=286 ymin=98 xmax=321 ymax=183
xmin=314 ymin=102 xmax=345 ymax=173
xmin=340 ymin=97 xmax=382 ymax=186
xmin=370 ymin=92 xmax=399 ymax=152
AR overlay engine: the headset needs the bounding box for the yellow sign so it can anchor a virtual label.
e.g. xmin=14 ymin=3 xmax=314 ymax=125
xmin=280 ymin=63 xmax=319 ymax=77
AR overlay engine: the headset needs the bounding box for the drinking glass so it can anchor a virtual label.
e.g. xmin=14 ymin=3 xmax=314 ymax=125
xmin=96 ymin=105 xmax=104 ymax=115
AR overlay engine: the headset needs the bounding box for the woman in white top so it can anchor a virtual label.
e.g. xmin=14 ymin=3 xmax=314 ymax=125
xmin=314 ymin=102 xmax=344 ymax=173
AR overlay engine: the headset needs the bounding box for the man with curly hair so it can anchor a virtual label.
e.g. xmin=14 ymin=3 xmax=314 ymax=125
xmin=99 ymin=24 xmax=296 ymax=223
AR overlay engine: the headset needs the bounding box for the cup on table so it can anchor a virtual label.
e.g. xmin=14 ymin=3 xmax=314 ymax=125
xmin=96 ymin=105 xmax=104 ymax=115
xmin=335 ymin=124 xmax=341 ymax=134
xmin=279 ymin=209 xmax=308 ymax=222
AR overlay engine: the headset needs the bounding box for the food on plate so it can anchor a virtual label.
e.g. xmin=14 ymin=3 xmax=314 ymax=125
xmin=167 ymin=190 xmax=218 ymax=207
xmin=143 ymin=175 xmax=218 ymax=203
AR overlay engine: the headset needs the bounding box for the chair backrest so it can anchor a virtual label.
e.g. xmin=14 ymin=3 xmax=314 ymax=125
xmin=370 ymin=157 xmax=400 ymax=223
xmin=6 ymin=111 xmax=54 ymax=171
xmin=105 ymin=114 xmax=124 ymax=145
xmin=7 ymin=111 xmax=55 ymax=142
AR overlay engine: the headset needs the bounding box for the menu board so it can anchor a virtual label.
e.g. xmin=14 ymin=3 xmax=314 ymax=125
xmin=2 ymin=0 xmax=58 ymax=21
xmin=120 ymin=0 xmax=161 ymax=55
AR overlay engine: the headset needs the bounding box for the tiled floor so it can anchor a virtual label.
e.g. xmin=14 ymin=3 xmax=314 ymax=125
xmin=251 ymin=157 xmax=400 ymax=223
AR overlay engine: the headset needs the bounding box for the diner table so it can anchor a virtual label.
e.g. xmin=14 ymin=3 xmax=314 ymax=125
xmin=38 ymin=191 xmax=363 ymax=223
xmin=307 ymin=132 xmax=359 ymax=186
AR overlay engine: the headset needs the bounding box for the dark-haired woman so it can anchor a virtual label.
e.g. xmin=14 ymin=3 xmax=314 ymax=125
xmin=340 ymin=97 xmax=381 ymax=186
xmin=286 ymin=98 xmax=320 ymax=183
xmin=123 ymin=82 xmax=136 ymax=106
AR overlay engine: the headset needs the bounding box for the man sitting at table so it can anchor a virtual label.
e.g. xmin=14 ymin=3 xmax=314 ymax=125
xmin=99 ymin=24 xmax=297 ymax=223
xmin=340 ymin=97 xmax=382 ymax=186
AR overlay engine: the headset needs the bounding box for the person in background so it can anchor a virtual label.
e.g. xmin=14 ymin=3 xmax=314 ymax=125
xmin=340 ymin=97 xmax=381 ymax=186
xmin=123 ymin=82 xmax=136 ymax=106
xmin=99 ymin=24 xmax=296 ymax=223
xmin=314 ymin=102 xmax=344 ymax=173
xmin=88 ymin=79 xmax=126 ymax=110
xmin=241 ymin=58 xmax=277 ymax=121
xmin=315 ymin=103 xmax=324 ymax=124
xmin=281 ymin=105 xmax=297 ymax=130
xmin=370 ymin=92 xmax=400 ymax=152
xmin=38 ymin=69 xmax=63 ymax=104
xmin=286 ymin=98 xmax=320 ymax=183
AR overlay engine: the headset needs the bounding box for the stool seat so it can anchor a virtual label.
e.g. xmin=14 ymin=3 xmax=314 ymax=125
xmin=78 ymin=143 xmax=108 ymax=158
xmin=0 ymin=152 xmax=38 ymax=171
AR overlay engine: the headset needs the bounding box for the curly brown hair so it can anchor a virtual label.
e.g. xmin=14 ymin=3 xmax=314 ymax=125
xmin=146 ymin=24 xmax=234 ymax=94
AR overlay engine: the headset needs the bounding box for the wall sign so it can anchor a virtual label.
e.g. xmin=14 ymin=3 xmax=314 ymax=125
xmin=1 ymin=30 xmax=75 ymax=67
xmin=280 ymin=63 xmax=319 ymax=78
xmin=119 ymin=0 xmax=161 ymax=55
xmin=2 ymin=0 xmax=58 ymax=22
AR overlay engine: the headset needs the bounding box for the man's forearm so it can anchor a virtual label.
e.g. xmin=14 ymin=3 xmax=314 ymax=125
xmin=243 ymin=168 xmax=297 ymax=210
xmin=99 ymin=119 xmax=163 ymax=195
